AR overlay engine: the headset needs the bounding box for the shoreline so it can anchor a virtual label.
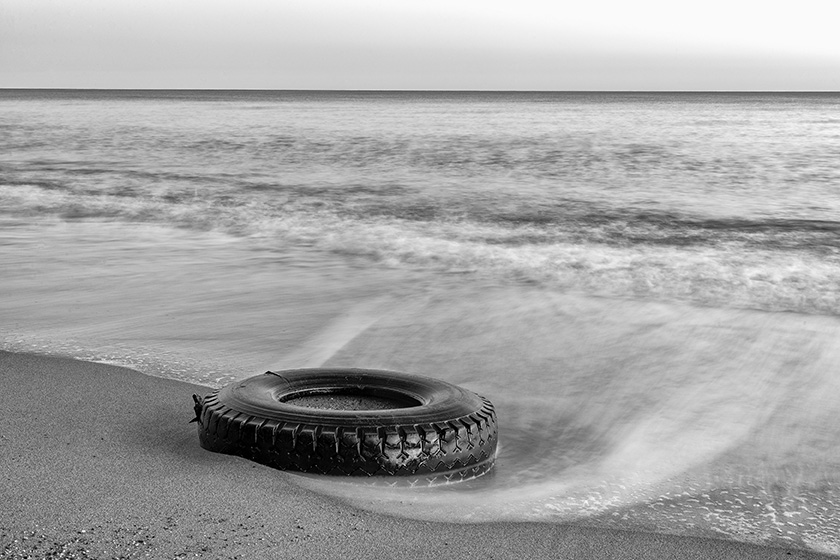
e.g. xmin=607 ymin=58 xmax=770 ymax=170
xmin=1 ymin=351 xmax=834 ymax=559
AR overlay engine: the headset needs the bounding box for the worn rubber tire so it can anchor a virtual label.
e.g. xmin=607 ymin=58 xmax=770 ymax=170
xmin=193 ymin=368 xmax=497 ymax=484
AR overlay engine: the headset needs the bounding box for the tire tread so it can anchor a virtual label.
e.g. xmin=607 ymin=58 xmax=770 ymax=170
xmin=195 ymin=380 xmax=497 ymax=482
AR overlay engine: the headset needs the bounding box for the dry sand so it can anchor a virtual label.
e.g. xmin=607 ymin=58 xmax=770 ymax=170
xmin=0 ymin=351 xmax=833 ymax=559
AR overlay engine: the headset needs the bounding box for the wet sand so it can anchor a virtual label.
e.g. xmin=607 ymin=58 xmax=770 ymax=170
xmin=0 ymin=351 xmax=833 ymax=559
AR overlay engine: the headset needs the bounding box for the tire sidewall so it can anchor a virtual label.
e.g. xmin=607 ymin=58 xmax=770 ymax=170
xmin=218 ymin=368 xmax=485 ymax=427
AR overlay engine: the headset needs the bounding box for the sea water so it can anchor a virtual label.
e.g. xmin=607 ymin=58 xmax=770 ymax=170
xmin=2 ymin=90 xmax=839 ymax=553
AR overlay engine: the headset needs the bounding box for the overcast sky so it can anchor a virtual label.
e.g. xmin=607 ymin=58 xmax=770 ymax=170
xmin=2 ymin=0 xmax=839 ymax=90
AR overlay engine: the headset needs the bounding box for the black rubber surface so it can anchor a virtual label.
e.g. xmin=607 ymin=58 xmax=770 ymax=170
xmin=193 ymin=368 xmax=498 ymax=483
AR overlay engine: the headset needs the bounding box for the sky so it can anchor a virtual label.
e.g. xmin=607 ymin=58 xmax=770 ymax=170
xmin=1 ymin=0 xmax=839 ymax=90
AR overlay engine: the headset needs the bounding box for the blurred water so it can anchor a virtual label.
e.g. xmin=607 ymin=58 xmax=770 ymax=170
xmin=2 ymin=218 xmax=839 ymax=553
xmin=2 ymin=91 xmax=840 ymax=314
xmin=2 ymin=91 xmax=840 ymax=554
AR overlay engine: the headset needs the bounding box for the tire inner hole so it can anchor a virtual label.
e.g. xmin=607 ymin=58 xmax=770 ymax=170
xmin=280 ymin=387 xmax=422 ymax=410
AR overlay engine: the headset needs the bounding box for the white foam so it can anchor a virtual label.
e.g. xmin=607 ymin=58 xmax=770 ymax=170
xmin=3 ymin=183 xmax=839 ymax=316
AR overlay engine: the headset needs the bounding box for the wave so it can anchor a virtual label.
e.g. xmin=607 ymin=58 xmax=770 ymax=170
xmin=4 ymin=180 xmax=838 ymax=251
xmin=3 ymin=182 xmax=840 ymax=316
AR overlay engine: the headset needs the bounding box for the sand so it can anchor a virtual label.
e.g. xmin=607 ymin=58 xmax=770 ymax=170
xmin=0 ymin=351 xmax=833 ymax=560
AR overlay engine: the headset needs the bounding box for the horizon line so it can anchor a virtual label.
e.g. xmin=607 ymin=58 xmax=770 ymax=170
xmin=1 ymin=87 xmax=839 ymax=94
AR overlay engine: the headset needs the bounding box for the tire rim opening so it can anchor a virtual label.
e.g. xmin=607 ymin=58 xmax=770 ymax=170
xmin=280 ymin=387 xmax=423 ymax=410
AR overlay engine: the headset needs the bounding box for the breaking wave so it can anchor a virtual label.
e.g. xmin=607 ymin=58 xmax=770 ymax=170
xmin=3 ymin=181 xmax=840 ymax=316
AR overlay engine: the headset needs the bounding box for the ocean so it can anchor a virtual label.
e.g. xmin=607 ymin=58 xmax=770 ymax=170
xmin=2 ymin=90 xmax=839 ymax=553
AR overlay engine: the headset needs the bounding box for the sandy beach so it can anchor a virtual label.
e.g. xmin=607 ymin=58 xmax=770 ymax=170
xmin=1 ymin=350 xmax=834 ymax=560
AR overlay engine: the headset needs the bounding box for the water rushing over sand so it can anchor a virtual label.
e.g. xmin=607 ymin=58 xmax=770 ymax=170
xmin=2 ymin=91 xmax=840 ymax=553
xmin=2 ymin=220 xmax=839 ymax=554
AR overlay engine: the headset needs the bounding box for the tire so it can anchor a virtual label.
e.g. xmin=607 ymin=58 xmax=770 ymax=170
xmin=192 ymin=368 xmax=497 ymax=484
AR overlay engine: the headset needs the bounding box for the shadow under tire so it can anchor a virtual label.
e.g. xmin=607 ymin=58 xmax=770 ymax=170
xmin=193 ymin=368 xmax=497 ymax=483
